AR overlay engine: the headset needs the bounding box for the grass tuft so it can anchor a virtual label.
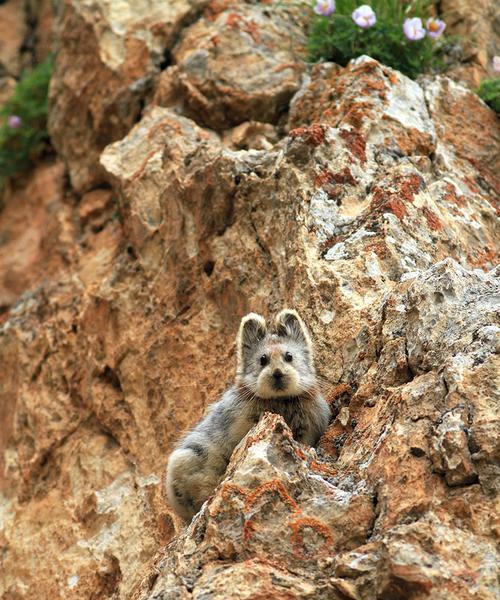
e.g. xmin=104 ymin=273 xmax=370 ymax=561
xmin=307 ymin=0 xmax=448 ymax=79
xmin=0 ymin=58 xmax=53 ymax=186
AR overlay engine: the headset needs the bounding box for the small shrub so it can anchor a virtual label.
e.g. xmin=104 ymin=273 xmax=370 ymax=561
xmin=477 ymin=78 xmax=500 ymax=113
xmin=308 ymin=0 xmax=447 ymax=79
xmin=0 ymin=58 xmax=53 ymax=185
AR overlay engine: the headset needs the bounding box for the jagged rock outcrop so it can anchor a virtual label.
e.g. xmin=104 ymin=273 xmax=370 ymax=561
xmin=0 ymin=2 xmax=499 ymax=598
xmin=139 ymin=412 xmax=375 ymax=600
xmin=0 ymin=0 xmax=26 ymax=77
xmin=0 ymin=0 xmax=55 ymax=105
xmin=0 ymin=162 xmax=70 ymax=308
xmin=136 ymin=259 xmax=499 ymax=600
xmin=48 ymin=0 xmax=210 ymax=193
xmin=441 ymin=0 xmax=499 ymax=84
xmin=153 ymin=1 xmax=307 ymax=130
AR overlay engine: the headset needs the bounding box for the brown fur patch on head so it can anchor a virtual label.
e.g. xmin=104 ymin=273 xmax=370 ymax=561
xmin=268 ymin=343 xmax=283 ymax=360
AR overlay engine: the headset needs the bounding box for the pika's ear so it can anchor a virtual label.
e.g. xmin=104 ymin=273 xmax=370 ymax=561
xmin=275 ymin=309 xmax=313 ymax=353
xmin=237 ymin=313 xmax=267 ymax=369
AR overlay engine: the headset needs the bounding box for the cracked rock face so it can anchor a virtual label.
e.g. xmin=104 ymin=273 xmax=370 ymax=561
xmin=0 ymin=7 xmax=499 ymax=598
xmin=138 ymin=260 xmax=499 ymax=600
xmin=429 ymin=405 xmax=478 ymax=487
xmin=441 ymin=0 xmax=499 ymax=84
xmin=141 ymin=413 xmax=375 ymax=600
xmin=48 ymin=0 xmax=209 ymax=193
xmin=0 ymin=0 xmax=26 ymax=77
xmin=155 ymin=1 xmax=307 ymax=130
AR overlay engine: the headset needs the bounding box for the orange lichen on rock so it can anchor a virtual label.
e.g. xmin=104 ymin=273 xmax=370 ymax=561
xmin=341 ymin=101 xmax=376 ymax=130
xmin=398 ymin=173 xmax=422 ymax=200
xmin=390 ymin=127 xmax=436 ymax=156
xmin=319 ymin=234 xmax=346 ymax=256
xmin=467 ymin=246 xmax=499 ymax=270
xmin=225 ymin=13 xmax=261 ymax=43
xmin=273 ymin=62 xmax=302 ymax=74
xmin=218 ymin=482 xmax=250 ymax=502
xmin=350 ymin=59 xmax=382 ymax=78
xmin=314 ymin=167 xmax=357 ymax=188
xmin=371 ymin=190 xmax=408 ymax=220
xmin=365 ymin=238 xmax=389 ymax=260
xmin=245 ymin=480 xmax=300 ymax=513
xmin=294 ymin=446 xmax=307 ymax=461
xmin=383 ymin=67 xmax=399 ymax=84
xmin=370 ymin=173 xmax=423 ymax=220
xmin=422 ymin=206 xmax=444 ymax=231
xmin=325 ymin=383 xmax=353 ymax=407
xmin=243 ymin=480 xmax=300 ymax=543
xmin=309 ymin=459 xmax=337 ymax=478
xmin=462 ymin=176 xmax=480 ymax=194
xmin=288 ymin=516 xmax=334 ymax=558
xmin=205 ymin=0 xmax=234 ymax=20
xmin=362 ymin=79 xmax=387 ymax=93
xmin=289 ymin=123 xmax=327 ymax=147
xmin=443 ymin=183 xmax=466 ymax=208
xmin=225 ymin=12 xmax=242 ymax=28
xmin=339 ymin=128 xmax=367 ymax=162
xmin=209 ymin=33 xmax=220 ymax=47
xmin=243 ymin=19 xmax=261 ymax=44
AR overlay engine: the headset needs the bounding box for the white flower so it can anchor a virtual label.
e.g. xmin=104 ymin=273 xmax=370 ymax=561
xmin=314 ymin=0 xmax=336 ymax=17
xmin=352 ymin=5 xmax=376 ymax=28
xmin=403 ymin=17 xmax=426 ymax=41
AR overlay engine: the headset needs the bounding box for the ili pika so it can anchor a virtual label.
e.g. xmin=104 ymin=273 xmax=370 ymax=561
xmin=166 ymin=309 xmax=331 ymax=521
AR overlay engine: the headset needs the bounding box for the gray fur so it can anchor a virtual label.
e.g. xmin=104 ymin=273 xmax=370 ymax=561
xmin=165 ymin=310 xmax=331 ymax=521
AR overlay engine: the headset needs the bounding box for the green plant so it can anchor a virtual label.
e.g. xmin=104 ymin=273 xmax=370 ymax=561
xmin=307 ymin=0 xmax=447 ymax=79
xmin=477 ymin=78 xmax=500 ymax=113
xmin=0 ymin=58 xmax=53 ymax=185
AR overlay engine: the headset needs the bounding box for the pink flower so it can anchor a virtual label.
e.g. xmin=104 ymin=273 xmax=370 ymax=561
xmin=352 ymin=5 xmax=376 ymax=28
xmin=7 ymin=115 xmax=22 ymax=129
xmin=493 ymin=56 xmax=500 ymax=73
xmin=403 ymin=17 xmax=426 ymax=41
xmin=426 ymin=17 xmax=446 ymax=39
xmin=314 ymin=0 xmax=335 ymax=17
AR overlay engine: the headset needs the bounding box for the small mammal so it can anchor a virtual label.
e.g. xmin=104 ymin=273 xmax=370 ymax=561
xmin=165 ymin=309 xmax=331 ymax=521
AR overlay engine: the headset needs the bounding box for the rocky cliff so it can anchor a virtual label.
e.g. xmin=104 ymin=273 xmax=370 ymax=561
xmin=0 ymin=1 xmax=499 ymax=599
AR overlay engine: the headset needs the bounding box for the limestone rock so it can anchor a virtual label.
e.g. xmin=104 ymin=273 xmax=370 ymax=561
xmin=441 ymin=0 xmax=499 ymax=80
xmin=0 ymin=0 xmax=26 ymax=77
xmin=154 ymin=1 xmax=308 ymax=130
xmin=422 ymin=76 xmax=500 ymax=203
xmin=140 ymin=413 xmax=374 ymax=600
xmin=48 ymin=0 xmax=209 ymax=193
xmin=429 ymin=406 xmax=478 ymax=486
xmin=288 ymin=57 xmax=436 ymax=157
xmin=140 ymin=256 xmax=500 ymax=600
xmin=0 ymin=162 xmax=72 ymax=309
xmin=1 ymin=41 xmax=499 ymax=600
xmin=1 ymin=420 xmax=168 ymax=599
xmin=222 ymin=120 xmax=279 ymax=151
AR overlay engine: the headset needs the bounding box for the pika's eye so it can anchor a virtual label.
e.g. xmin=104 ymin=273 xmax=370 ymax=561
xmin=284 ymin=351 xmax=293 ymax=362
xmin=260 ymin=354 xmax=269 ymax=367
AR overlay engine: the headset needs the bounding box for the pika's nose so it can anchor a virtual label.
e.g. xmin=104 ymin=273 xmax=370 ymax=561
xmin=273 ymin=369 xmax=284 ymax=380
